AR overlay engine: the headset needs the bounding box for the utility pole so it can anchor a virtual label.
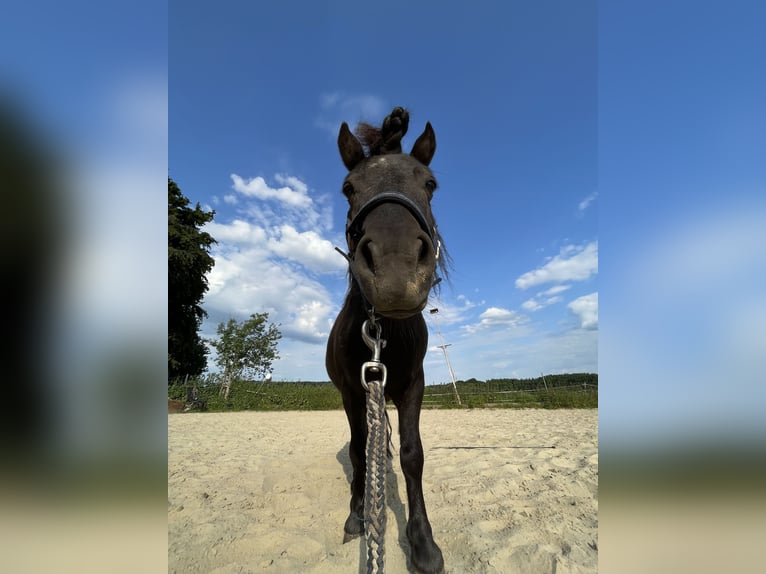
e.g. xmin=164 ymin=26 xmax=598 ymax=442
xmin=429 ymin=308 xmax=461 ymax=405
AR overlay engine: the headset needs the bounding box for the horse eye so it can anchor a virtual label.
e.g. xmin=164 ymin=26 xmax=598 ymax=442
xmin=425 ymin=179 xmax=437 ymax=193
xmin=342 ymin=182 xmax=354 ymax=197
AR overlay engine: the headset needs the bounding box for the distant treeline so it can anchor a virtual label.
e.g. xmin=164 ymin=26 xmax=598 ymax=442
xmin=169 ymin=373 xmax=597 ymax=412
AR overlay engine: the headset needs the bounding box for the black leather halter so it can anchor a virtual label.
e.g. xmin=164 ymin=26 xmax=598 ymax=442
xmin=334 ymin=191 xmax=442 ymax=317
xmin=345 ymin=191 xmax=439 ymax=258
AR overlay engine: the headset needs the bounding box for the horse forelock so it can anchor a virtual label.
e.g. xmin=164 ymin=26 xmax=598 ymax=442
xmin=354 ymin=122 xmax=384 ymax=156
xmin=354 ymin=107 xmax=410 ymax=157
xmin=356 ymin=122 xmax=400 ymax=158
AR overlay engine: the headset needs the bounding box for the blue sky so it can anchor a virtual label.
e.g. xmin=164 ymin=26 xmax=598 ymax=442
xmin=2 ymin=0 xmax=763 ymax=457
xmin=170 ymin=1 xmax=598 ymax=382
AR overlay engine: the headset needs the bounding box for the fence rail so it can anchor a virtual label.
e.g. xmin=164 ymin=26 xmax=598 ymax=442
xmin=423 ymin=382 xmax=596 ymax=398
xmin=421 ymin=381 xmax=597 ymax=409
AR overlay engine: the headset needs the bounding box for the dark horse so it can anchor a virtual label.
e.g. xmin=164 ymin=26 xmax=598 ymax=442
xmin=326 ymin=107 xmax=446 ymax=574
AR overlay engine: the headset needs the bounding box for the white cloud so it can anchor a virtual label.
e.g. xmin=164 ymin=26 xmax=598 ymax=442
xmin=542 ymin=285 xmax=571 ymax=296
xmin=425 ymin=294 xmax=484 ymax=327
xmin=230 ymin=173 xmax=313 ymax=209
xmin=515 ymin=242 xmax=598 ymax=289
xmin=267 ymin=225 xmax=347 ymax=274
xmin=521 ymin=284 xmax=571 ymax=312
xmin=274 ymin=173 xmax=306 ymax=192
xmin=201 ymin=171 xmax=348 ymax=348
xmin=320 ymin=92 xmax=340 ymax=108
xmin=292 ymin=300 xmax=334 ymax=342
xmin=203 ymin=249 xmax=337 ymax=344
xmin=568 ymin=292 xmax=598 ymax=330
xmin=577 ymin=191 xmax=598 ymax=213
xmin=321 ymin=92 xmax=387 ymax=119
xmin=521 ymin=295 xmax=563 ymax=311
xmin=521 ymin=299 xmax=543 ymax=311
xmin=315 ymin=92 xmax=388 ymax=137
xmin=205 ymin=219 xmax=266 ymax=245
xmin=462 ymin=306 xmax=528 ymax=334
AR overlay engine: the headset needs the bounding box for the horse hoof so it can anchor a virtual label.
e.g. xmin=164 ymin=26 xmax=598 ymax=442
xmin=342 ymin=530 xmax=362 ymax=544
xmin=343 ymin=511 xmax=364 ymax=543
xmin=407 ymin=523 xmax=444 ymax=574
xmin=411 ymin=544 xmax=444 ymax=574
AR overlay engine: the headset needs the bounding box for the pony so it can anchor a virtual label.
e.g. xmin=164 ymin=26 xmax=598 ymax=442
xmin=326 ymin=107 xmax=446 ymax=573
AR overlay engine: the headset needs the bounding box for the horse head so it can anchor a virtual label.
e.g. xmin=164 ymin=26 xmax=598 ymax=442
xmin=337 ymin=107 xmax=441 ymax=319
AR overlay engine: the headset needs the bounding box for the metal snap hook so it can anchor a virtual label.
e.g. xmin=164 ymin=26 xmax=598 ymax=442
xmin=361 ymin=319 xmax=386 ymax=361
xmin=361 ymin=319 xmax=387 ymax=391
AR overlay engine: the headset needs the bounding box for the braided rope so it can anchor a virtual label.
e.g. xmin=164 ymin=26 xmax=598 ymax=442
xmin=364 ymin=380 xmax=388 ymax=573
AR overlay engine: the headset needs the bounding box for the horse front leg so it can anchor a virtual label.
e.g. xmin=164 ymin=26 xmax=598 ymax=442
xmin=397 ymin=379 xmax=444 ymax=574
xmin=342 ymin=391 xmax=367 ymax=542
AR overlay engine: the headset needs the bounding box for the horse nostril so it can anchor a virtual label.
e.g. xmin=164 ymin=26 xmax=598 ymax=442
xmin=418 ymin=239 xmax=430 ymax=264
xmin=360 ymin=240 xmax=375 ymax=274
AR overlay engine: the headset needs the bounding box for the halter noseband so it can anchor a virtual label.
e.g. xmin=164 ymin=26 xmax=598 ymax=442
xmin=334 ymin=191 xmax=442 ymax=317
xmin=345 ymin=191 xmax=440 ymax=260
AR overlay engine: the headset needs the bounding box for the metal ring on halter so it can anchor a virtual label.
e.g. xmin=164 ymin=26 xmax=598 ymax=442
xmin=361 ymin=361 xmax=387 ymax=392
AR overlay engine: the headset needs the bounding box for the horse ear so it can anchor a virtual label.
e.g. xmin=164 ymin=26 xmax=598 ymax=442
xmin=338 ymin=122 xmax=365 ymax=170
xmin=410 ymin=122 xmax=436 ymax=166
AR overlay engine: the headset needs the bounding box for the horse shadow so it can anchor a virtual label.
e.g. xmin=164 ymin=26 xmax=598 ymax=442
xmin=336 ymin=441 xmax=417 ymax=573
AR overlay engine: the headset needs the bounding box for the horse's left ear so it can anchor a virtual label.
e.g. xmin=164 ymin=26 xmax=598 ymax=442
xmin=410 ymin=122 xmax=436 ymax=166
xmin=338 ymin=122 xmax=365 ymax=171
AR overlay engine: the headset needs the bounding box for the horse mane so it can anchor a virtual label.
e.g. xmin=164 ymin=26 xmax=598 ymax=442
xmin=354 ymin=106 xmax=410 ymax=156
xmin=433 ymin=228 xmax=452 ymax=287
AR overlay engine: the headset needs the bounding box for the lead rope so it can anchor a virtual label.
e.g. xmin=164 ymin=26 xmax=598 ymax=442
xmin=361 ymin=317 xmax=388 ymax=574
xmin=334 ymin=224 xmax=441 ymax=574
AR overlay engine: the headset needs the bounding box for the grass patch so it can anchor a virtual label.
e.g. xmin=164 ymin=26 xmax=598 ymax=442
xmin=169 ymin=373 xmax=597 ymax=412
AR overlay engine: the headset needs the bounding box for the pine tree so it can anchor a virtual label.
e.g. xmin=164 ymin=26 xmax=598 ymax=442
xmin=168 ymin=178 xmax=216 ymax=381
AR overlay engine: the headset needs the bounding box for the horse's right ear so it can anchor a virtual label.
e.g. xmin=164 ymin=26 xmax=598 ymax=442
xmin=410 ymin=122 xmax=436 ymax=166
xmin=338 ymin=122 xmax=365 ymax=171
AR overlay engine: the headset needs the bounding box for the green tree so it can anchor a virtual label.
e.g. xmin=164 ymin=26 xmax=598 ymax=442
xmin=210 ymin=313 xmax=281 ymax=384
xmin=168 ymin=178 xmax=216 ymax=381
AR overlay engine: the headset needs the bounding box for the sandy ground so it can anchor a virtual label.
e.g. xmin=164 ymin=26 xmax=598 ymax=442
xmin=168 ymin=409 xmax=598 ymax=573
